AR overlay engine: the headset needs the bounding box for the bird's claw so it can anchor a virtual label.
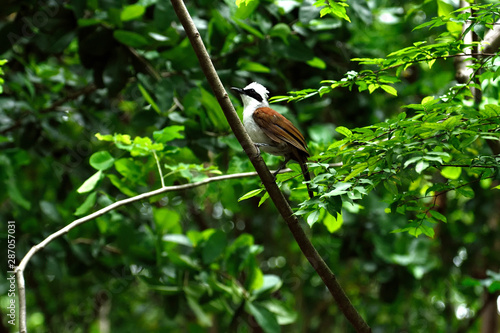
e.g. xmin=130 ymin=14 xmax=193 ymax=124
xmin=253 ymin=144 xmax=262 ymax=157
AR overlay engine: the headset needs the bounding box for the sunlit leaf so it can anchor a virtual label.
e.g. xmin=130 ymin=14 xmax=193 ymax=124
xmin=77 ymin=170 xmax=103 ymax=193
xmin=239 ymin=188 xmax=264 ymax=201
xmin=441 ymin=166 xmax=461 ymax=180
xmin=335 ymin=126 xmax=352 ymax=137
xmin=323 ymin=212 xmax=343 ymax=233
xmin=381 ymin=85 xmax=397 ymax=96
xmin=120 ymin=4 xmax=145 ymax=21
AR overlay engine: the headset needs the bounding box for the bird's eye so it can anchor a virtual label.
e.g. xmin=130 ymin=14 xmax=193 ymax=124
xmin=244 ymin=88 xmax=263 ymax=102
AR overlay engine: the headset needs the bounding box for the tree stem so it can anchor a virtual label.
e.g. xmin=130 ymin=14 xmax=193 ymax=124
xmin=169 ymin=0 xmax=371 ymax=331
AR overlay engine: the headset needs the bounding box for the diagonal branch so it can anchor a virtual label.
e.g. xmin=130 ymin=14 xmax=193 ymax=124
xmin=169 ymin=0 xmax=370 ymax=332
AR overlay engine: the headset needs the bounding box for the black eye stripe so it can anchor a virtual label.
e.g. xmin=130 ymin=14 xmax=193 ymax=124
xmin=243 ymin=88 xmax=263 ymax=102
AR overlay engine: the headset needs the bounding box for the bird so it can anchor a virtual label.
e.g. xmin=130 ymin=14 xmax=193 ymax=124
xmin=231 ymin=82 xmax=313 ymax=198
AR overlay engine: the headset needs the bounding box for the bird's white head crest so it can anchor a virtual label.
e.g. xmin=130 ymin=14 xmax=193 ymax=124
xmin=231 ymin=81 xmax=271 ymax=111
xmin=244 ymin=82 xmax=269 ymax=102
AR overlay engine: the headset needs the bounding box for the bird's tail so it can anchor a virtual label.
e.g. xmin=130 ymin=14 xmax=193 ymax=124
xmin=300 ymin=159 xmax=314 ymax=199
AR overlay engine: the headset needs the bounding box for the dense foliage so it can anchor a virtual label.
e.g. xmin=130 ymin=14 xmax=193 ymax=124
xmin=0 ymin=0 xmax=499 ymax=332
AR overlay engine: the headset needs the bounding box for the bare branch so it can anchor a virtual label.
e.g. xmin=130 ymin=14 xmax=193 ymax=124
xmin=14 ymin=169 xmax=291 ymax=332
xmin=152 ymin=150 xmax=166 ymax=188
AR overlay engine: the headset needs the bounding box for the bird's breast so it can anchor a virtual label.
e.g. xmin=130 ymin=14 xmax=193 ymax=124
xmin=243 ymin=109 xmax=288 ymax=156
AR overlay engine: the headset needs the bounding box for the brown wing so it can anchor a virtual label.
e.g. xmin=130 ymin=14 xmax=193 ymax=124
xmin=253 ymin=107 xmax=309 ymax=157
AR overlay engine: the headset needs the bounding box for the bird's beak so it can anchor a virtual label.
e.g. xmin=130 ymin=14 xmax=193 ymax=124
xmin=230 ymin=87 xmax=243 ymax=94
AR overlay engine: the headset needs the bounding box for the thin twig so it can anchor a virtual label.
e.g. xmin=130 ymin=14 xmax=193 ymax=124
xmin=152 ymin=150 xmax=165 ymax=188
xmin=14 ymin=169 xmax=289 ymax=333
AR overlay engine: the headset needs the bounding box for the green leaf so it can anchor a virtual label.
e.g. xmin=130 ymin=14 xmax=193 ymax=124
xmin=344 ymin=163 xmax=366 ymax=181
xmin=114 ymin=158 xmax=143 ymax=182
xmin=114 ymin=134 xmax=132 ymax=144
xmin=323 ymin=212 xmax=343 ymax=233
xmin=186 ymin=295 xmax=212 ymax=327
xmin=235 ymin=19 xmax=265 ymax=39
xmin=239 ymin=188 xmax=264 ymax=201
xmin=306 ymin=57 xmax=327 ymax=69
xmin=200 ymin=87 xmax=229 ymax=131
xmin=419 ymin=225 xmax=435 ymax=238
xmin=201 ymin=230 xmax=227 ymax=264
xmin=421 ymin=122 xmax=446 ymax=131
xmin=483 ymin=104 xmax=500 ymax=116
xmin=415 ymin=160 xmax=429 ymax=174
xmin=235 ymin=0 xmax=254 ymax=7
xmin=328 ymin=138 xmax=348 ymax=150
xmin=408 ymin=226 xmax=423 ymax=238
xmin=130 ymin=136 xmax=164 ymax=156
xmin=413 ymin=20 xmax=435 ymax=31
xmin=421 ymin=96 xmax=435 ymax=105
xmin=383 ymin=179 xmax=398 ymax=195
xmin=488 ymin=281 xmax=500 ymax=293
xmin=368 ymin=84 xmax=378 ymax=93
xmin=246 ymin=302 xmax=281 ymax=333
xmin=248 ymin=261 xmax=264 ymax=291
xmin=429 ymin=210 xmax=447 ymax=223
xmin=162 ymin=234 xmax=193 ymax=247
xmin=269 ymin=23 xmax=291 ymax=44
xmin=260 ymin=299 xmax=297 ymax=325
xmin=238 ymin=60 xmax=271 ymax=73
xmin=380 ymin=85 xmax=397 ymax=96
xmin=107 ymin=174 xmax=137 ymax=196
xmin=113 ymin=30 xmax=149 ymax=48
xmin=77 ymin=170 xmax=103 ymax=193
xmin=234 ymin=0 xmax=259 ymax=18
xmin=459 ymin=134 xmax=479 ymax=148
xmin=316 ymin=1 xmax=351 ymax=22
xmin=456 ymin=185 xmax=474 ymax=198
xmin=154 ymin=208 xmax=181 ymax=234
xmin=238 ymin=59 xmax=271 ymax=73
xmin=120 ymin=4 xmax=145 ymax=21
xmin=307 ymin=210 xmax=320 ymax=226
xmin=254 ymin=275 xmax=283 ymax=295
xmin=89 ymin=151 xmax=115 ymax=170
xmin=258 ymin=191 xmax=270 ymax=206
xmin=335 ymin=126 xmax=352 ymax=137
xmin=153 ymin=125 xmax=185 ymax=143
xmin=404 ymin=156 xmax=423 ymax=168
xmin=138 ymin=83 xmax=161 ymax=113
xmin=95 ymin=133 xmax=114 ymax=141
xmin=149 ymin=285 xmax=181 ymax=295
xmin=74 ymin=191 xmax=97 ymax=216
xmin=441 ymin=166 xmax=461 ymax=180
xmin=442 ymin=115 xmax=461 ymax=130
xmin=323 ymin=182 xmax=352 ymax=197
xmin=379 ymin=75 xmax=400 ymax=84
xmin=4 ymin=177 xmax=31 ymax=210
